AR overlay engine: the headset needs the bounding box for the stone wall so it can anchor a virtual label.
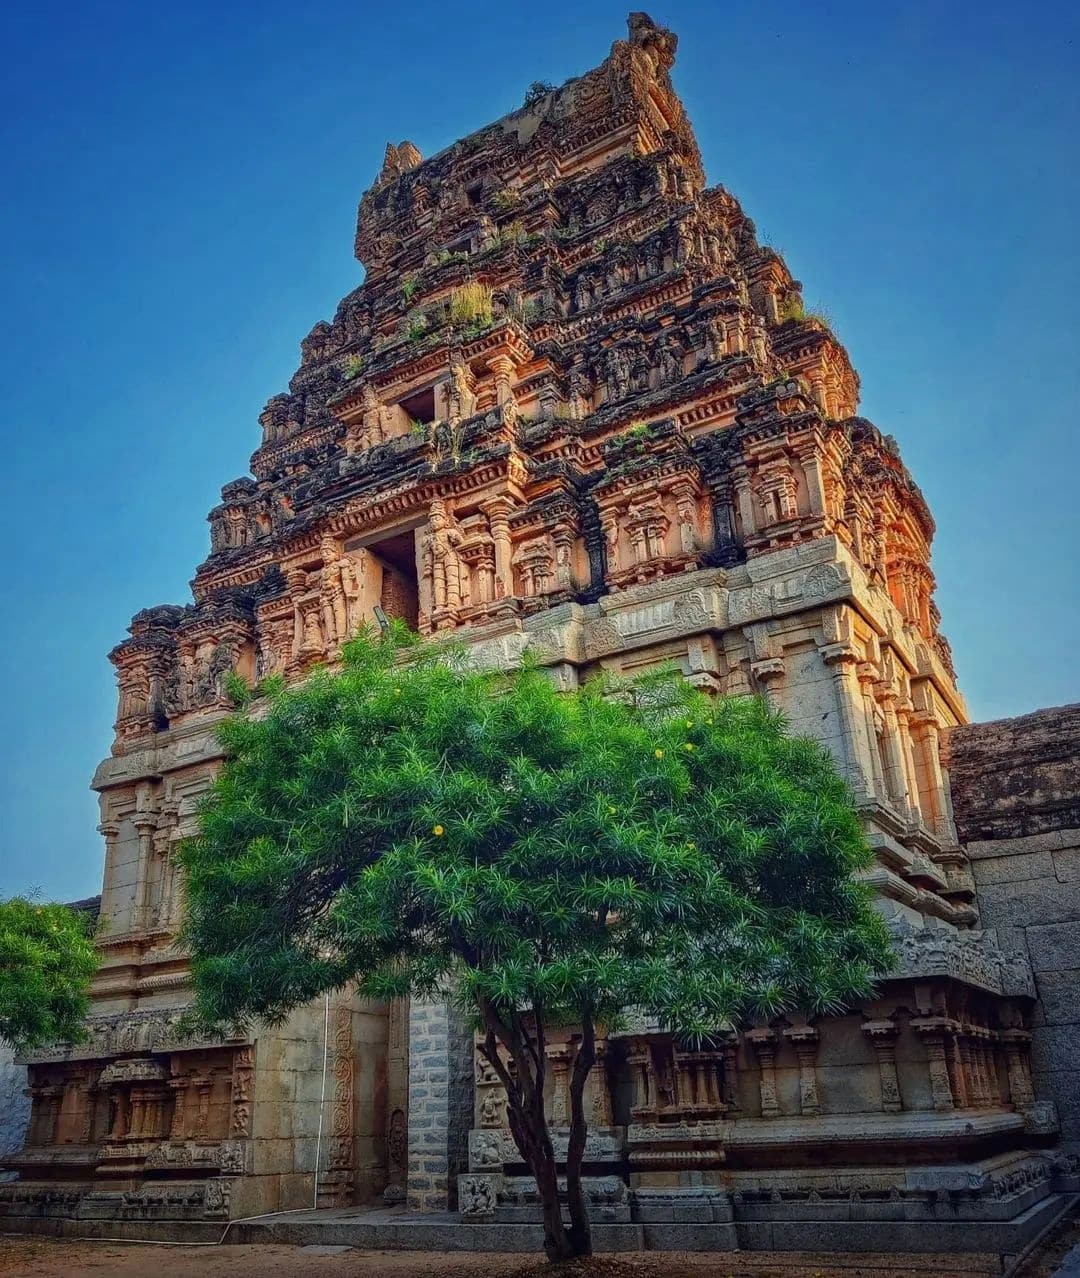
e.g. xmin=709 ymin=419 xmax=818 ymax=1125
xmin=0 ymin=1043 xmax=29 ymax=1168
xmin=950 ymin=703 xmax=1080 ymax=1147
xmin=406 ymin=1001 xmax=474 ymax=1211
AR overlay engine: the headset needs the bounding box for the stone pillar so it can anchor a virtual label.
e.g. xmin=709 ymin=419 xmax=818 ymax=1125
xmin=732 ymin=471 xmax=756 ymax=538
xmin=784 ymin=1028 xmax=821 ymax=1117
xmin=1000 ymin=1031 xmax=1036 ymax=1109
xmin=132 ymin=812 xmax=158 ymax=931
xmin=489 ymin=355 xmax=515 ymax=407
xmin=820 ymin=644 xmax=872 ymax=796
xmin=809 ymin=371 xmax=827 ymax=413
xmin=910 ymin=710 xmax=949 ymax=837
xmin=794 ymin=441 xmax=826 ymax=518
xmin=38 ymin=1085 xmax=62 ymax=1145
xmin=913 ymin=1019 xmax=956 ymax=1111
xmin=79 ymin=1079 xmax=98 ymax=1145
xmin=959 ymin=1033 xmax=984 ymax=1107
xmin=590 ymin=1041 xmax=613 ymax=1126
xmin=721 ymin=1039 xmax=741 ymax=1116
xmin=107 ymin=1089 xmax=128 ymax=1141
xmin=168 ymin=1077 xmax=189 ymax=1141
xmin=895 ymin=701 xmax=925 ymax=825
xmin=877 ymin=689 xmax=912 ymax=814
xmin=862 ymin=1020 xmax=902 ymax=1112
xmin=946 ymin=1032 xmax=969 ymax=1108
xmin=858 ymin=663 xmax=887 ymax=800
xmin=407 ymin=999 xmax=475 ymax=1211
xmin=230 ymin=1046 xmax=255 ymax=1139
xmin=750 ymin=656 xmax=786 ymax=713
xmin=547 ymin=1045 xmax=572 ymax=1128
xmin=627 ymin=1043 xmax=652 ymax=1117
xmin=24 ymin=1087 xmax=46 ymax=1146
xmin=746 ymin=1029 xmax=780 ymax=1118
xmin=482 ymin=497 xmax=515 ymax=602
xmin=191 ymin=1075 xmax=213 ymax=1140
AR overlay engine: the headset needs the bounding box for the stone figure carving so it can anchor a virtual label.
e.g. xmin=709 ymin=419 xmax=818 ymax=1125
xmin=657 ymin=334 xmax=683 ymax=385
xmin=605 ymin=345 xmax=631 ymax=400
xmin=447 ymin=349 xmax=477 ymax=424
xmin=469 ymin=1128 xmax=503 ymax=1169
xmin=479 ymin=1089 xmax=505 ymax=1128
xmin=426 ymin=500 xmax=465 ymax=617
xmin=458 ymin=1174 xmax=499 ymax=1217
xmin=289 ymin=569 xmax=324 ymax=660
xmin=320 ymin=536 xmax=363 ymax=647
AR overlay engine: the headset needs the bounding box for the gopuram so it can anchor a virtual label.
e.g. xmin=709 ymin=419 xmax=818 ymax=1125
xmin=3 ymin=12 xmax=1076 ymax=1254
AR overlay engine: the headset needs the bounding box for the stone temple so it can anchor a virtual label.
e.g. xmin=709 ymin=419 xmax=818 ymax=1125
xmin=3 ymin=12 xmax=1077 ymax=1255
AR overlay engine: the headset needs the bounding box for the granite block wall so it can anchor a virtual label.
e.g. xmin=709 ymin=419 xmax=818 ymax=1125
xmin=950 ymin=703 xmax=1080 ymax=1146
xmin=0 ymin=1043 xmax=29 ymax=1173
xmin=407 ymin=999 xmax=474 ymax=1211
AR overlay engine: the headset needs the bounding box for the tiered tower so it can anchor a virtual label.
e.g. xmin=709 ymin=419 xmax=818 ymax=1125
xmin=3 ymin=13 xmax=1070 ymax=1252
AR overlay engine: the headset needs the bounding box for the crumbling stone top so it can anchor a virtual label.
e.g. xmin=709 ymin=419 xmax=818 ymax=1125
xmin=949 ymin=703 xmax=1080 ymax=841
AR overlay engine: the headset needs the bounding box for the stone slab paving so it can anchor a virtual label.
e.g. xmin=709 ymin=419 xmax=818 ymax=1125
xmin=1053 ymin=1242 xmax=1080 ymax=1276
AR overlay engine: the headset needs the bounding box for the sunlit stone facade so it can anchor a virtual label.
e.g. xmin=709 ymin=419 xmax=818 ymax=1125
xmin=2 ymin=12 xmax=1074 ymax=1252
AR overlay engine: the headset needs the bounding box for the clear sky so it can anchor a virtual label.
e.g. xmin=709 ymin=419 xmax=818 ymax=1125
xmin=1 ymin=1 xmax=1077 ymax=902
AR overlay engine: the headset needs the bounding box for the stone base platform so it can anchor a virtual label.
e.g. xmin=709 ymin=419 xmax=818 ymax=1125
xmin=3 ymin=1195 xmax=1074 ymax=1259
xmin=229 ymin=1196 xmax=1069 ymax=1257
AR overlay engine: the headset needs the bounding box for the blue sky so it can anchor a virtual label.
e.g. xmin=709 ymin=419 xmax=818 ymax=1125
xmin=1 ymin=1 xmax=1077 ymax=901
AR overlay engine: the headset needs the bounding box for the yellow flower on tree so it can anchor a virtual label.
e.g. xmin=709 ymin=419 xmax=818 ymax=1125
xmin=654 ymin=748 xmax=664 ymax=759
xmin=432 ymin=824 xmax=445 ymax=837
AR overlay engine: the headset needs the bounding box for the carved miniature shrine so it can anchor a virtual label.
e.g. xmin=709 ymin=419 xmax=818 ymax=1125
xmin=3 ymin=11 xmax=1074 ymax=1253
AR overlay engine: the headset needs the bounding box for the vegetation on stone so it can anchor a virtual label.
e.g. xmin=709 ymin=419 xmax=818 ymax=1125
xmin=0 ymin=898 xmax=97 ymax=1053
xmin=181 ymin=624 xmax=891 ymax=1260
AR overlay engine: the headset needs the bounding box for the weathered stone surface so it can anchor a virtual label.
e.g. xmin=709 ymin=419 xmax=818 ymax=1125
xmin=3 ymin=7 xmax=1074 ymax=1252
xmin=0 ymin=1043 xmax=28 ymax=1165
xmin=950 ymin=705 xmax=1080 ymax=842
xmin=951 ymin=705 xmax=1080 ymax=1148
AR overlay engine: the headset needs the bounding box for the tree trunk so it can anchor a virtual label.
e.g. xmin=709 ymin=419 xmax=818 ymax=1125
xmin=480 ymin=1002 xmax=581 ymax=1262
xmin=565 ymin=1012 xmax=596 ymax=1257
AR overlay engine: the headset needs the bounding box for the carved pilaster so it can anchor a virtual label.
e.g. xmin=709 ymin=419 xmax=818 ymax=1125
xmin=912 ymin=1018 xmax=956 ymax=1112
xmin=546 ymin=1044 xmax=572 ymax=1128
xmin=168 ymin=1076 xmax=189 ymax=1141
xmin=721 ymin=1038 xmax=741 ymax=1116
xmin=481 ymin=496 xmax=516 ymax=602
xmin=230 ymin=1046 xmax=255 ymax=1137
xmin=750 ymin=657 xmax=785 ymax=713
xmin=784 ymin=1027 xmax=820 ymax=1117
xmin=1000 ymin=1030 xmax=1036 ymax=1109
xmin=862 ymin=1019 xmax=902 ymax=1112
xmin=590 ymin=1040 xmax=613 ymax=1126
xmin=191 ymin=1074 xmax=213 ymax=1140
xmin=746 ymin=1028 xmax=780 ymax=1119
xmin=820 ymin=644 xmax=871 ymax=795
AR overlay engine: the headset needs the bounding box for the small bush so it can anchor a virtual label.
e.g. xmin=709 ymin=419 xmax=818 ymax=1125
xmin=401 ymin=273 xmax=419 ymax=303
xmin=343 ymin=354 xmax=365 ymax=380
xmin=492 ymin=188 xmax=521 ymax=213
xmin=449 ymin=281 xmax=493 ymax=329
xmin=405 ymin=310 xmax=429 ymax=342
xmin=523 ymin=80 xmax=555 ymax=108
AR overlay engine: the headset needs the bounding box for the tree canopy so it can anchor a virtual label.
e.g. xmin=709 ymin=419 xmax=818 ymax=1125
xmin=0 ymin=897 xmax=97 ymax=1053
xmin=182 ymin=624 xmax=891 ymax=1259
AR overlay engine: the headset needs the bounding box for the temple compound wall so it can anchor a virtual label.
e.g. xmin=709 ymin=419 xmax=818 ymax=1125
xmin=950 ymin=705 xmax=1080 ymax=1150
xmin=0 ymin=1044 xmax=29 ymax=1169
xmin=2 ymin=12 xmax=1076 ymax=1253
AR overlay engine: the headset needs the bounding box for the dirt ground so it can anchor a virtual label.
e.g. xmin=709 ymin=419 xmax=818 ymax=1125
xmin=0 ymin=1238 xmax=1011 ymax=1278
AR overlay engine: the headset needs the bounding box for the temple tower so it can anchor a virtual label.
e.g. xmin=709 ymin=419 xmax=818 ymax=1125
xmin=2 ymin=12 xmax=1073 ymax=1252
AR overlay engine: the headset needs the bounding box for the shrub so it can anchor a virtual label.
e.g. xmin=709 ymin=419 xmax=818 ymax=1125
xmin=449 ymin=281 xmax=493 ymax=329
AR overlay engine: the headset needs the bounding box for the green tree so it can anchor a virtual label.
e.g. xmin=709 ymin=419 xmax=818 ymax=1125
xmin=0 ymin=898 xmax=98 ymax=1053
xmin=182 ymin=626 xmax=891 ymax=1261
